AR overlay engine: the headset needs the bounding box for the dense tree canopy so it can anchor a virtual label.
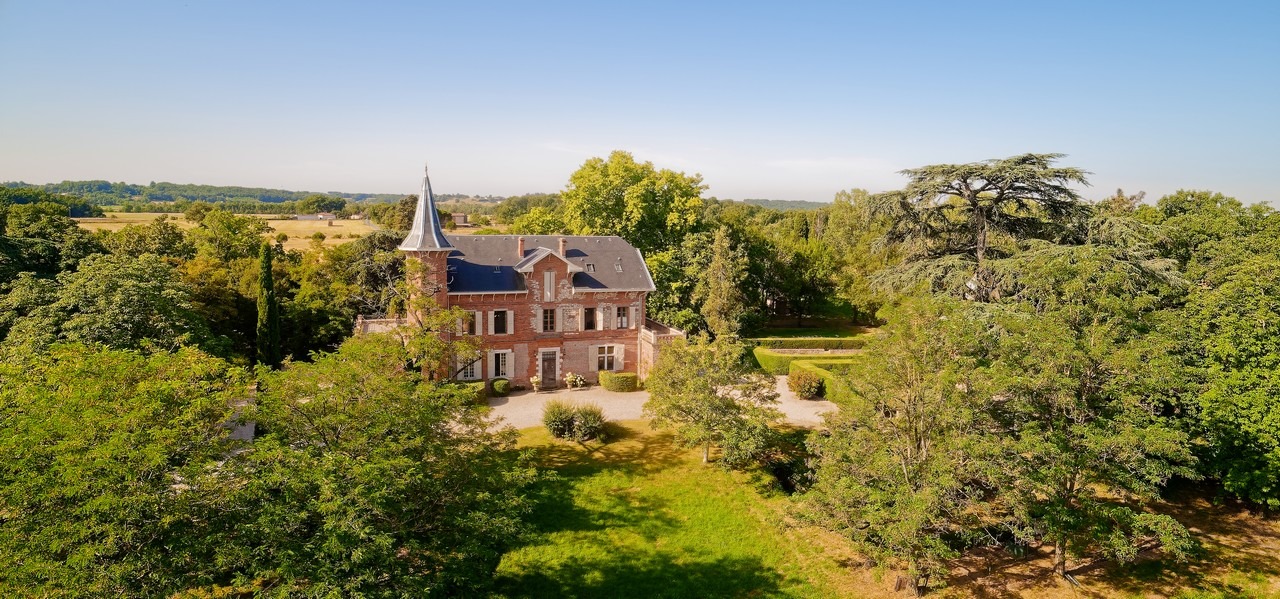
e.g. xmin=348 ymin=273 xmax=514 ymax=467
xmin=560 ymin=150 xmax=706 ymax=254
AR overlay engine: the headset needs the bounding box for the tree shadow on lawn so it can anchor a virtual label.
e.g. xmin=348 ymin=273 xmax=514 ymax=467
xmin=947 ymin=481 xmax=1280 ymax=598
xmin=525 ymin=423 xmax=689 ymax=476
xmin=517 ymin=424 xmax=690 ymax=538
xmin=493 ymin=548 xmax=789 ymax=599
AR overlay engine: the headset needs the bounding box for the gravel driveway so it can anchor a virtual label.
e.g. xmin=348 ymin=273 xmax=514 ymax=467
xmin=486 ymin=376 xmax=837 ymax=429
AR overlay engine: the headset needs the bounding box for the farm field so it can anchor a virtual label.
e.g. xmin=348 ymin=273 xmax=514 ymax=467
xmin=495 ymin=421 xmax=1280 ymax=599
xmin=74 ymin=211 xmax=501 ymax=251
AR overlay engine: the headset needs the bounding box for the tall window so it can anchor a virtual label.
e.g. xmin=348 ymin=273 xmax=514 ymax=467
xmin=583 ymin=307 xmax=596 ymax=331
xmin=492 ymin=351 xmax=510 ymax=378
xmin=465 ymin=311 xmax=478 ymax=335
xmin=459 ymin=359 xmax=478 ymax=380
xmin=597 ymin=345 xmax=617 ymax=371
xmin=542 ymin=308 xmax=556 ymax=332
xmin=493 ymin=310 xmax=508 ymax=335
xmin=616 ymin=306 xmax=629 ymax=328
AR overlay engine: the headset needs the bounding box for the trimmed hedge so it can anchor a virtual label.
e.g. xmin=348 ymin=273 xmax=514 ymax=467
xmin=490 ymin=378 xmax=510 ymax=397
xmin=751 ymin=337 xmax=869 ymax=350
xmin=752 ymin=347 xmax=797 ymax=375
xmin=789 ymin=360 xmax=858 ymax=405
xmin=598 ymin=370 xmax=639 ymax=392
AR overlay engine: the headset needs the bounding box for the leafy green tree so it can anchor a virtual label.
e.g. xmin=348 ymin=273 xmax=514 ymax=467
xmin=0 ymin=272 xmax=58 ymax=342
xmin=643 ymin=335 xmax=781 ymax=465
xmin=1184 ymin=254 xmax=1280 ymax=507
xmin=510 ymin=206 xmax=566 ymax=235
xmin=0 ymin=344 xmax=246 ymax=596
xmin=255 ymin=241 xmax=281 ymax=367
xmin=805 ymin=298 xmax=994 ymax=593
xmin=821 ymin=188 xmax=898 ymax=320
xmin=101 ymin=214 xmax=195 ymax=260
xmin=297 ymin=193 xmax=347 ymax=214
xmin=494 ymin=192 xmax=559 ymax=224
xmin=218 ymin=333 xmax=540 ymax=595
xmin=871 ymin=153 xmax=1089 ymax=300
xmin=697 ymin=227 xmax=748 ymax=338
xmin=560 ymin=151 xmax=705 ymax=254
xmin=984 ymin=245 xmax=1196 ymax=575
xmin=3 ymin=201 xmax=105 ymax=274
xmin=188 ymin=208 xmax=273 ymax=262
xmin=3 ymin=253 xmax=213 ymax=353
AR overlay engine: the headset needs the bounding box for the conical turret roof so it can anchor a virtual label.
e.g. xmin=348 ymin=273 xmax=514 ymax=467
xmin=398 ymin=163 xmax=453 ymax=251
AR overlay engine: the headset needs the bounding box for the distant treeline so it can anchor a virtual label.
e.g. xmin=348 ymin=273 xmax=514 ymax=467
xmin=0 ymin=180 xmax=516 ymax=217
xmin=740 ymin=198 xmax=829 ymax=211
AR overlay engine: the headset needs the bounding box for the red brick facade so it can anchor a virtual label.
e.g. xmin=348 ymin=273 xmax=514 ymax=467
xmin=406 ymin=247 xmax=648 ymax=388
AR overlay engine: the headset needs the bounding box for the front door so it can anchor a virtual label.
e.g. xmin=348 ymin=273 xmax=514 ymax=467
xmin=540 ymin=351 xmax=558 ymax=388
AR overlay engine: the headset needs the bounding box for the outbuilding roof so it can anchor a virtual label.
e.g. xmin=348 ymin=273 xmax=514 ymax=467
xmin=444 ymin=235 xmax=656 ymax=294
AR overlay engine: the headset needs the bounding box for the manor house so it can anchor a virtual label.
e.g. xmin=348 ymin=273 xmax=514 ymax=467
xmin=358 ymin=166 xmax=683 ymax=388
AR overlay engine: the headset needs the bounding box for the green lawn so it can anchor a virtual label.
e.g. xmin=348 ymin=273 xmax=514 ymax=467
xmin=493 ymin=422 xmax=1280 ymax=599
xmin=492 ymin=421 xmax=869 ymax=599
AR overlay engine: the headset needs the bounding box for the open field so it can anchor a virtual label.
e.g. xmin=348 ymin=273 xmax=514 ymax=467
xmin=74 ymin=212 xmax=502 ymax=251
xmin=496 ymin=420 xmax=1280 ymax=598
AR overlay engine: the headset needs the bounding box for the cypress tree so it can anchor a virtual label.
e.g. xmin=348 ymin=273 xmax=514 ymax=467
xmin=256 ymin=241 xmax=281 ymax=367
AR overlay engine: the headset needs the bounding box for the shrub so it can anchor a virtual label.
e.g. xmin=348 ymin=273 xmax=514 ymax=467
xmin=570 ymin=403 xmax=606 ymax=442
xmin=543 ymin=401 xmax=608 ymax=441
xmin=789 ymin=360 xmax=859 ymax=406
xmin=491 ymin=378 xmax=510 ymax=397
xmin=463 ymin=381 xmax=487 ymax=403
xmin=598 ymin=370 xmax=638 ymax=392
xmin=788 ymin=368 xmax=824 ymax=399
xmin=542 ymin=400 xmax=575 ymax=438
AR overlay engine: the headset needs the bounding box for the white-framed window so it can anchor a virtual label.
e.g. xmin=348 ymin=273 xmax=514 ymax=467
xmin=458 ymin=358 xmax=480 ymax=381
xmin=463 ymin=310 xmax=479 ymax=335
xmin=583 ymin=306 xmax=596 ymax=331
xmin=490 ymin=350 xmax=513 ymax=379
xmin=489 ymin=309 xmax=512 ymax=335
xmin=597 ymin=345 xmax=623 ymax=371
xmin=616 ymin=306 xmax=630 ymax=329
xmin=542 ymin=308 xmax=556 ymax=332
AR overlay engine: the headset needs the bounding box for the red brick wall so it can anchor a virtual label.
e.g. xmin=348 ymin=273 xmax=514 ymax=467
xmin=441 ymin=251 xmax=647 ymax=387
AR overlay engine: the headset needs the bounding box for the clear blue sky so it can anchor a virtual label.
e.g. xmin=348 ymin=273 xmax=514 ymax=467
xmin=2 ymin=1 xmax=1277 ymax=203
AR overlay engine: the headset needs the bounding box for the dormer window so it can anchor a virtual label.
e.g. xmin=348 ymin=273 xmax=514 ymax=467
xmin=614 ymin=262 xmax=623 ymax=272
xmin=585 ymin=263 xmax=595 ymax=272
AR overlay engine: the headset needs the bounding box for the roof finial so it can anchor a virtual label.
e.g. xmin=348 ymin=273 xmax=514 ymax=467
xmin=424 ymin=162 xmax=429 ymax=176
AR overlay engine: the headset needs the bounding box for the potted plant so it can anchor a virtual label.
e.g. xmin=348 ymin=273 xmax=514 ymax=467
xmin=530 ymin=375 xmax=542 ymax=392
xmin=564 ymin=371 xmax=585 ymax=390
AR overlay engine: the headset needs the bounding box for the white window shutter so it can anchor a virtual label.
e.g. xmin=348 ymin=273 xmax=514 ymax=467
xmin=617 ymin=344 xmax=625 ymax=370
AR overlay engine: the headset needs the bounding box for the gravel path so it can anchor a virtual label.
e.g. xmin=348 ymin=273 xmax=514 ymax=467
xmin=486 ymin=376 xmax=837 ymax=429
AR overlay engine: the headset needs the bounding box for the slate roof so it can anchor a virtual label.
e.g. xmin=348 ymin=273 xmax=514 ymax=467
xmin=444 ymin=235 xmax=657 ymax=294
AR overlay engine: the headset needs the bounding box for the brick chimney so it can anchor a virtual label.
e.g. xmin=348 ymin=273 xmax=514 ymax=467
xmin=558 ymin=237 xmax=567 ymax=256
xmin=517 ymin=236 xmax=525 ymax=258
